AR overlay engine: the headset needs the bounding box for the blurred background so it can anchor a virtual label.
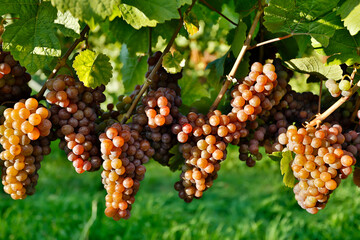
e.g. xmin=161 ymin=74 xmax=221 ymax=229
xmin=2 ymin=1 xmax=360 ymax=240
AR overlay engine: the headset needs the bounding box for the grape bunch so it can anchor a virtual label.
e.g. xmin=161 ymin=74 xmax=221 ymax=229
xmin=130 ymin=51 xmax=183 ymax=166
xmin=342 ymin=130 xmax=360 ymax=159
xmin=0 ymin=98 xmax=52 ymax=199
xmin=46 ymin=75 xmax=105 ymax=173
xmin=142 ymin=88 xmax=181 ymax=128
xmin=174 ymin=111 xmax=230 ymax=202
xmin=172 ymin=112 xmax=206 ymax=144
xmin=278 ymin=124 xmax=355 ymax=214
xmin=230 ymin=62 xmax=278 ymax=124
xmin=133 ymin=88 xmax=181 ymax=166
xmin=100 ymin=123 xmax=154 ymax=220
xmin=238 ymin=125 xmax=266 ymax=167
xmin=233 ymin=61 xmax=290 ymax=166
xmin=0 ymin=47 xmax=32 ymax=103
xmin=325 ymin=79 xmax=352 ymax=98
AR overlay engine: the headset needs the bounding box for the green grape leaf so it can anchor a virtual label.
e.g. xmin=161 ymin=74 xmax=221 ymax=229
xmin=192 ymin=1 xmax=221 ymax=28
xmin=234 ymin=0 xmax=258 ymax=13
xmin=337 ymin=0 xmax=360 ymax=36
xmin=284 ymin=56 xmax=343 ymax=80
xmin=0 ymin=0 xmax=38 ymax=18
xmin=206 ymin=51 xmax=229 ymax=79
xmin=73 ymin=49 xmax=113 ymax=88
xmin=162 ymin=51 xmax=186 ymax=74
xmin=186 ymin=96 xmax=212 ymax=115
xmin=152 ymin=19 xmax=184 ymax=41
xmin=119 ymin=3 xmax=158 ymax=29
xmin=184 ymin=11 xmax=199 ymax=36
xmin=108 ymin=17 xmax=148 ymax=54
xmin=280 ymin=150 xmax=295 ymax=188
xmin=306 ymin=75 xmax=321 ymax=83
xmin=230 ymin=22 xmax=247 ymax=56
xmin=106 ymin=17 xmax=185 ymax=55
xmin=180 ymin=80 xmax=210 ymax=111
xmin=294 ymin=35 xmax=312 ymax=58
xmin=233 ymin=52 xmax=250 ymax=80
xmin=2 ymin=2 xmax=61 ymax=73
xmin=54 ymin=10 xmax=80 ymax=38
xmin=168 ymin=145 xmax=184 ymax=172
xmin=177 ymin=0 xmax=192 ymax=8
xmin=109 ymin=4 xmax=122 ymax=21
xmin=51 ymin=0 xmax=120 ymax=28
xmin=120 ymin=45 xmax=148 ymax=93
xmin=268 ymin=151 xmax=282 ymax=162
xmin=264 ymin=0 xmax=343 ymax=47
xmin=122 ymin=0 xmax=179 ymax=23
xmin=263 ymin=31 xmax=301 ymax=61
xmin=316 ymin=29 xmax=360 ymax=65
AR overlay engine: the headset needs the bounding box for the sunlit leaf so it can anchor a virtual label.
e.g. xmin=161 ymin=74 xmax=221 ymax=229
xmin=162 ymin=51 xmax=186 ymax=74
xmin=73 ymin=49 xmax=113 ymax=88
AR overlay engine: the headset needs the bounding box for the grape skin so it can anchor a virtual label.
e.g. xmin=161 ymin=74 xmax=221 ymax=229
xmin=101 ymin=123 xmax=154 ymax=220
xmin=279 ymin=124 xmax=355 ymax=214
xmin=46 ymin=75 xmax=105 ymax=173
xmin=0 ymin=98 xmax=53 ymax=199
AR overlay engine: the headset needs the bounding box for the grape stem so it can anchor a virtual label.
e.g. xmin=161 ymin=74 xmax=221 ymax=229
xmin=121 ymin=1 xmax=197 ymax=124
xmin=247 ymin=33 xmax=303 ymax=50
xmin=318 ymin=79 xmax=323 ymax=113
xmin=306 ymin=67 xmax=358 ymax=128
xmin=209 ymin=9 xmax=263 ymax=112
xmin=35 ymin=25 xmax=90 ymax=100
xmin=199 ymin=0 xmax=238 ymax=26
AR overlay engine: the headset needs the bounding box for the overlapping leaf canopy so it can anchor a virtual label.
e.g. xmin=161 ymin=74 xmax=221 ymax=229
xmin=0 ymin=0 xmax=359 ymax=102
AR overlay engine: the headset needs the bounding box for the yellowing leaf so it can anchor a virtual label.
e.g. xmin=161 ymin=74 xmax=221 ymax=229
xmin=280 ymin=151 xmax=295 ymax=188
xmin=268 ymin=151 xmax=282 ymax=162
xmin=184 ymin=11 xmax=199 ymax=36
xmin=119 ymin=3 xmax=158 ymax=29
xmin=162 ymin=51 xmax=185 ymax=74
xmin=73 ymin=49 xmax=113 ymax=88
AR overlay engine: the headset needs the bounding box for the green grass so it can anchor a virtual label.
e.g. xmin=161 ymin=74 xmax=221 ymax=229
xmin=1 ymin=143 xmax=360 ymax=240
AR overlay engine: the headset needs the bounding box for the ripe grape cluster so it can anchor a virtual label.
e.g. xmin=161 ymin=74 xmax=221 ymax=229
xmin=137 ymin=88 xmax=181 ymax=165
xmin=0 ymin=47 xmax=32 ymax=102
xmin=143 ymin=88 xmax=180 ymax=128
xmin=46 ymin=75 xmax=105 ymax=173
xmin=278 ymin=124 xmax=355 ymax=214
xmin=173 ymin=112 xmax=206 ymax=144
xmin=0 ymin=98 xmax=52 ymax=199
xmin=174 ymin=111 xmax=229 ymax=202
xmin=325 ymin=79 xmax=352 ymax=97
xmin=234 ymin=62 xmax=290 ymax=166
xmin=100 ymin=123 xmax=154 ymax=220
xmin=342 ymin=130 xmax=360 ymax=159
xmin=131 ymin=51 xmax=183 ymax=166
